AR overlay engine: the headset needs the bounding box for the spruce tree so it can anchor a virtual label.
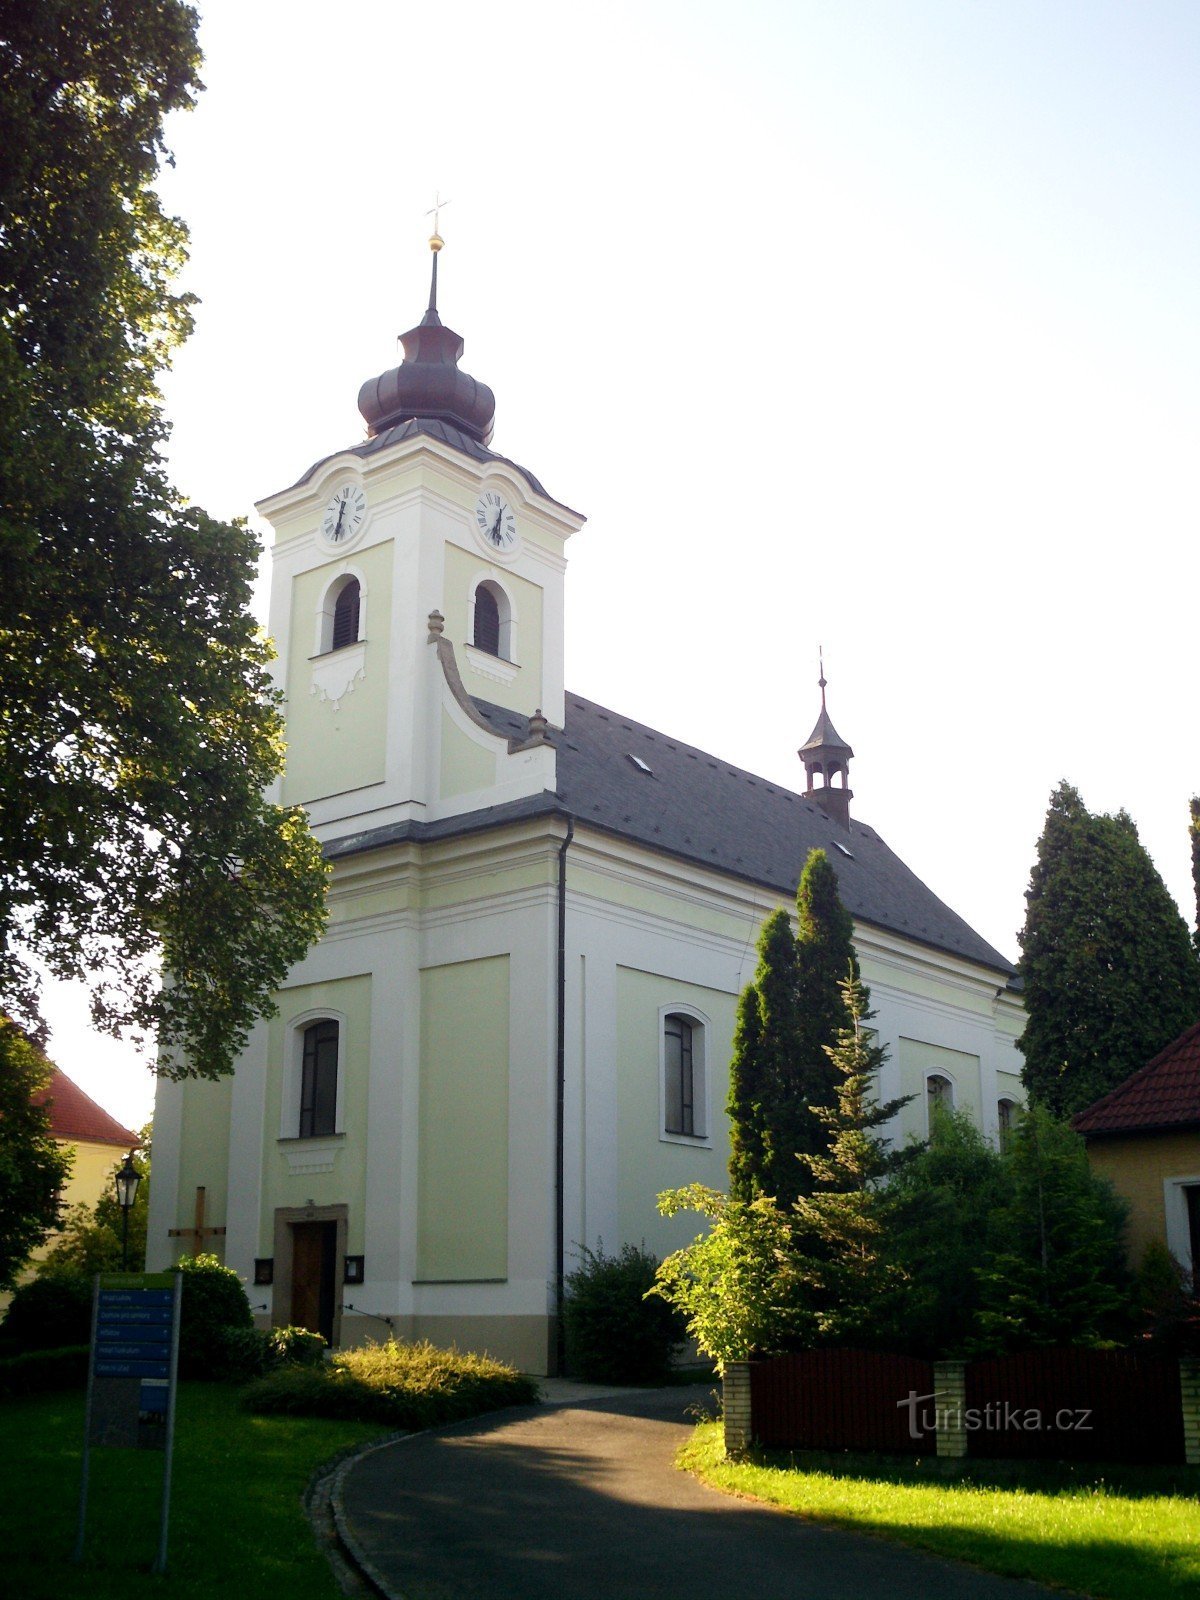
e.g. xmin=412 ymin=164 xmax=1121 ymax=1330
xmin=1018 ymin=782 xmax=1200 ymax=1117
xmin=1190 ymin=796 xmax=1200 ymax=952
xmin=727 ymin=910 xmax=799 ymax=1202
xmin=790 ymin=974 xmax=910 ymax=1345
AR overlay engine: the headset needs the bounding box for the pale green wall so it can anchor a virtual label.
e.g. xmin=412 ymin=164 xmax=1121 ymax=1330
xmin=896 ymin=1037 xmax=982 ymax=1143
xmin=440 ymin=708 xmax=497 ymax=799
xmin=614 ymin=967 xmax=735 ymax=1256
xmin=417 ymin=956 xmax=510 ymax=1280
xmin=282 ymin=542 xmax=392 ymax=804
xmin=263 ymin=974 xmax=372 ymax=1254
xmin=173 ymin=1076 xmax=233 ymax=1257
xmin=443 ymin=543 xmax=544 ymax=716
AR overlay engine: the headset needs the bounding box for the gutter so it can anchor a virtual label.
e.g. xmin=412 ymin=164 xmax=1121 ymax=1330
xmin=554 ymin=815 xmax=574 ymax=1375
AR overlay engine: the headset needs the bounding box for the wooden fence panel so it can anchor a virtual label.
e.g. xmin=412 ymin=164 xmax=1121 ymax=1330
xmin=750 ymin=1349 xmax=937 ymax=1453
xmin=964 ymin=1348 xmax=1184 ymax=1463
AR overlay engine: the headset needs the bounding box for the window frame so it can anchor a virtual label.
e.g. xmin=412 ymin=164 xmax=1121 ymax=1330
xmin=659 ymin=1005 xmax=711 ymax=1146
xmin=314 ymin=568 xmax=368 ymax=656
xmin=467 ymin=576 xmax=517 ymax=663
xmin=281 ymin=1008 xmax=347 ymax=1140
xmin=925 ymin=1071 xmax=955 ymax=1133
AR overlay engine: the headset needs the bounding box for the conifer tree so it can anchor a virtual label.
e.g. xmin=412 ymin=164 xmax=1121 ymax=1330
xmin=1018 ymin=782 xmax=1200 ymax=1117
xmin=1190 ymin=796 xmax=1200 ymax=952
xmin=726 ymin=850 xmax=859 ymax=1207
xmin=790 ymin=973 xmax=910 ymax=1345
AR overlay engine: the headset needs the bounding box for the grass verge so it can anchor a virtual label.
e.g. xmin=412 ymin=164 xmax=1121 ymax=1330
xmin=0 ymin=1382 xmax=388 ymax=1598
xmin=679 ymin=1421 xmax=1200 ymax=1600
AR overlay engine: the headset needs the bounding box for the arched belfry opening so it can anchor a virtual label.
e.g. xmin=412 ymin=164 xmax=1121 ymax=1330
xmin=798 ymin=655 xmax=855 ymax=830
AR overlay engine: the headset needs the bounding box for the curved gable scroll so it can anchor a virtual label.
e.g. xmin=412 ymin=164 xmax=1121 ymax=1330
xmin=426 ymin=610 xmax=549 ymax=754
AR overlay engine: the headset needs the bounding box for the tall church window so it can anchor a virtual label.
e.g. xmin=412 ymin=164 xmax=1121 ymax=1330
xmin=997 ymin=1096 xmax=1019 ymax=1147
xmin=473 ymin=583 xmax=501 ymax=656
xmin=299 ymin=1019 xmax=339 ymax=1138
xmin=331 ymin=578 xmax=361 ymax=650
xmin=662 ymin=1010 xmax=707 ymax=1141
xmin=926 ymin=1073 xmax=954 ymax=1124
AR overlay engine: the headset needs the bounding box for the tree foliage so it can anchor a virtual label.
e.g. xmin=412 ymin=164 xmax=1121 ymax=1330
xmin=0 ymin=2 xmax=328 ymax=1076
xmin=727 ymin=850 xmax=858 ymax=1207
xmin=789 ymin=973 xmax=910 ymax=1345
xmin=1190 ymin=796 xmax=1200 ymax=953
xmin=0 ymin=1018 xmax=73 ymax=1289
xmin=1018 ymin=782 xmax=1200 ymax=1117
xmin=653 ymin=1185 xmax=810 ymax=1370
xmin=974 ymin=1105 xmax=1131 ymax=1350
xmin=562 ymin=1242 xmax=685 ymax=1383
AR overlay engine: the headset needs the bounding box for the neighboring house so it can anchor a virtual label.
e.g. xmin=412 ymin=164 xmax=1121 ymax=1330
xmin=0 ymin=1067 xmax=139 ymax=1318
xmin=148 ymin=240 xmax=1025 ymax=1371
xmin=1074 ymin=1021 xmax=1200 ymax=1289
xmin=37 ymin=1067 xmax=139 ymax=1226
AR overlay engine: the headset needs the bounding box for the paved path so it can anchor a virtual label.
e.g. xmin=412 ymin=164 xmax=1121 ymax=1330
xmin=336 ymin=1385 xmax=1063 ymax=1600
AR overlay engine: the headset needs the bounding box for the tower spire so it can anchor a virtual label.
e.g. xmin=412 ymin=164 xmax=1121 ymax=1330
xmin=424 ymin=192 xmax=449 ymax=322
xmin=799 ymin=651 xmax=855 ymax=829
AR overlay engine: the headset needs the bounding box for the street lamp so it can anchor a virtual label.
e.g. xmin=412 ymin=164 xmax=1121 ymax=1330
xmin=115 ymin=1151 xmax=141 ymax=1271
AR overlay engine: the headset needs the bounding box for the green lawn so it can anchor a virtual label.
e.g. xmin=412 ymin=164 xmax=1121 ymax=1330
xmin=1 ymin=1383 xmax=389 ymax=1598
xmin=680 ymin=1422 xmax=1200 ymax=1600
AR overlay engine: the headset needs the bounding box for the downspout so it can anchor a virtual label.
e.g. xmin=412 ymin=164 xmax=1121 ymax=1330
xmin=554 ymin=814 xmax=574 ymax=1376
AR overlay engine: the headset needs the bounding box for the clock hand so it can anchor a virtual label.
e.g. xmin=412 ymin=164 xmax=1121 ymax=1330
xmin=333 ymin=498 xmax=347 ymax=538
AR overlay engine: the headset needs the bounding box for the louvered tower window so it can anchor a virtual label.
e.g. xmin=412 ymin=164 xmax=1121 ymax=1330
xmin=473 ymin=585 xmax=500 ymax=655
xmin=331 ymin=579 xmax=360 ymax=650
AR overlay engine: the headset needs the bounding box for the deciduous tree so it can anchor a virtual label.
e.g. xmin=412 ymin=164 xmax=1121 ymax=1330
xmin=0 ymin=2 xmax=327 ymax=1077
xmin=1018 ymin=782 xmax=1200 ymax=1117
xmin=0 ymin=1018 xmax=73 ymax=1290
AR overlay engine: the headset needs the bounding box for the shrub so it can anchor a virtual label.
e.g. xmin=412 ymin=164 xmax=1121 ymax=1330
xmin=0 ymin=1344 xmax=88 ymax=1398
xmin=219 ymin=1322 xmax=328 ymax=1380
xmin=177 ymin=1254 xmax=253 ymax=1378
xmin=0 ymin=1269 xmax=92 ymax=1353
xmin=564 ymin=1242 xmax=686 ymax=1383
xmin=241 ymin=1338 xmax=539 ymax=1428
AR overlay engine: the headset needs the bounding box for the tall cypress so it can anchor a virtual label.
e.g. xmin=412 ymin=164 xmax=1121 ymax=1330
xmin=1019 ymin=781 xmax=1200 ymax=1117
xmin=1190 ymin=796 xmax=1200 ymax=953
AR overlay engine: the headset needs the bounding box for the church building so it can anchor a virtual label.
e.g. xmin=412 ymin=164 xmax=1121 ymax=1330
xmin=148 ymin=236 xmax=1024 ymax=1373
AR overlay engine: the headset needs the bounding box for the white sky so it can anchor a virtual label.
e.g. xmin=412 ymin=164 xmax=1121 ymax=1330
xmin=45 ymin=0 xmax=1200 ymax=1130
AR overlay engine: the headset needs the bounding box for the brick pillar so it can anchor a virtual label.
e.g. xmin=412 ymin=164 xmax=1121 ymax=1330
xmin=1181 ymin=1357 xmax=1200 ymax=1467
xmin=933 ymin=1359 xmax=968 ymax=1458
xmin=723 ymin=1361 xmax=752 ymax=1456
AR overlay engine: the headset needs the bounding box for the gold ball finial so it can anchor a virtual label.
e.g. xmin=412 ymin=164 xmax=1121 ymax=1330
xmin=429 ymin=232 xmax=443 ymax=253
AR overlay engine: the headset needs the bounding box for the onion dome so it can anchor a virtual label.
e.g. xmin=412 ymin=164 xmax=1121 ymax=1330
xmin=357 ymin=233 xmax=496 ymax=445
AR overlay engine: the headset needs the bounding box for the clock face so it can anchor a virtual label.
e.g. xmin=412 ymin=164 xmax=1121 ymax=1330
xmin=474 ymin=490 xmax=518 ymax=552
xmin=321 ymin=483 xmax=367 ymax=545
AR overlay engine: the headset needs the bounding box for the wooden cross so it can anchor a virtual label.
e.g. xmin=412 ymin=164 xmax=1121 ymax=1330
xmin=168 ymin=1186 xmax=227 ymax=1258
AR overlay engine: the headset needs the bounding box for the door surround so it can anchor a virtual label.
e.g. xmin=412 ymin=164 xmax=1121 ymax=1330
xmin=272 ymin=1202 xmax=348 ymax=1348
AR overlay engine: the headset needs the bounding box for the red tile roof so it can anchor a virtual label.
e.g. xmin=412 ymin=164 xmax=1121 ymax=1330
xmin=1073 ymin=1021 xmax=1200 ymax=1137
xmin=36 ymin=1068 xmax=139 ymax=1148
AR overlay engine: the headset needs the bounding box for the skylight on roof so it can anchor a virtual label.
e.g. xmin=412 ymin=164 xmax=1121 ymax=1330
xmin=833 ymin=840 xmax=854 ymax=859
xmin=627 ymin=754 xmax=652 ymax=774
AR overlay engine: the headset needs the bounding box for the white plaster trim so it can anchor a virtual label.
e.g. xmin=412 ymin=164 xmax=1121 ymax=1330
xmin=278 ymin=1136 xmax=345 ymax=1177
xmin=311 ymin=640 xmax=366 ymax=709
xmin=1164 ymin=1175 xmax=1200 ymax=1277
xmin=463 ymin=643 xmax=519 ymax=684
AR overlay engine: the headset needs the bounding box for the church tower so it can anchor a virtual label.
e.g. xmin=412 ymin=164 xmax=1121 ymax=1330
xmin=257 ymin=228 xmax=584 ymax=846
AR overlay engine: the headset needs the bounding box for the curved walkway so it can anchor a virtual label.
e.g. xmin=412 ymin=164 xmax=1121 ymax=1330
xmin=335 ymin=1384 xmax=1063 ymax=1600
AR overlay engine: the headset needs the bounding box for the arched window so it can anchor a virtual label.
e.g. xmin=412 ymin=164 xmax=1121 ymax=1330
xmin=299 ymin=1019 xmax=339 ymax=1138
xmin=331 ymin=578 xmax=361 ymax=651
xmin=926 ymin=1073 xmax=954 ymax=1123
xmin=997 ymin=1097 xmax=1019 ymax=1147
xmin=473 ymin=584 xmax=501 ymax=656
xmin=662 ymin=1011 xmax=707 ymax=1140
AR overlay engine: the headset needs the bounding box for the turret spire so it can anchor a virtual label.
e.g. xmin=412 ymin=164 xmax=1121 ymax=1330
xmin=799 ymin=650 xmax=855 ymax=829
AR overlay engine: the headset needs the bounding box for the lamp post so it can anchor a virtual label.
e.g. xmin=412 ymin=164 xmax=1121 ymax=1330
xmin=115 ymin=1151 xmax=141 ymax=1271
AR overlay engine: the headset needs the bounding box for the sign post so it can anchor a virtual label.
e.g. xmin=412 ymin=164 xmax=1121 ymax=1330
xmin=74 ymin=1270 xmax=182 ymax=1573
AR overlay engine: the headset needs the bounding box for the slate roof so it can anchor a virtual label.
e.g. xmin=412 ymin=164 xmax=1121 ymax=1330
xmin=290 ymin=418 xmax=579 ymax=517
xmin=1073 ymin=1021 xmax=1200 ymax=1137
xmin=327 ymin=692 xmax=1015 ymax=978
xmin=36 ymin=1068 xmax=138 ymax=1148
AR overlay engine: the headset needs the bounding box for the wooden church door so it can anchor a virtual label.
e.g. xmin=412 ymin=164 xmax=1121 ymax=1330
xmin=290 ymin=1220 xmax=337 ymax=1345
